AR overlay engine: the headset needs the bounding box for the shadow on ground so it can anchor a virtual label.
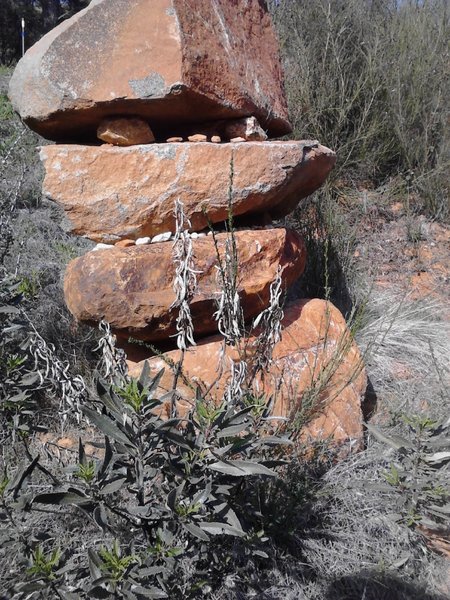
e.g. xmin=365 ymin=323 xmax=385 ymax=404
xmin=324 ymin=571 xmax=448 ymax=600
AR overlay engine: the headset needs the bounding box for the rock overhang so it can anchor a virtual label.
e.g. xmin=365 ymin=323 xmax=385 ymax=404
xmin=8 ymin=0 xmax=291 ymax=141
xmin=40 ymin=140 xmax=336 ymax=243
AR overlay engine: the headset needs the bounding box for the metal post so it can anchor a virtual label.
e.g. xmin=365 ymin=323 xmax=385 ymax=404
xmin=21 ymin=18 xmax=25 ymax=56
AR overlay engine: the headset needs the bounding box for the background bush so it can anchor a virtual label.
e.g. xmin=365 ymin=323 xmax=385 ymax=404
xmin=0 ymin=1 xmax=89 ymax=64
xmin=270 ymin=0 xmax=449 ymax=220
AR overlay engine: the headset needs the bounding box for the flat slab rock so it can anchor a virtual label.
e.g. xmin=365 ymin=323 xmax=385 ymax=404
xmin=126 ymin=298 xmax=367 ymax=446
xmin=64 ymin=228 xmax=306 ymax=341
xmin=41 ymin=141 xmax=336 ymax=243
xmin=9 ymin=0 xmax=290 ymax=141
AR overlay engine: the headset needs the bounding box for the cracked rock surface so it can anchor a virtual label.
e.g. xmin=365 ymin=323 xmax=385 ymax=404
xmin=64 ymin=228 xmax=307 ymax=341
xmin=41 ymin=141 xmax=335 ymax=243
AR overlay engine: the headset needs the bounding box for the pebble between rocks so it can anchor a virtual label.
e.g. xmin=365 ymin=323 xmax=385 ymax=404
xmin=188 ymin=134 xmax=208 ymax=142
xmin=93 ymin=243 xmax=114 ymax=251
xmin=135 ymin=237 xmax=151 ymax=245
xmin=151 ymin=231 xmax=172 ymax=243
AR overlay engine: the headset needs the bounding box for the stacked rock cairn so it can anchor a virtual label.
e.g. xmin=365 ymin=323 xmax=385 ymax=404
xmin=9 ymin=0 xmax=366 ymax=447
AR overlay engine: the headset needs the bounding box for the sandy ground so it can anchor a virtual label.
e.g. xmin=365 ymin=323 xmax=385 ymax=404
xmin=353 ymin=197 xmax=449 ymax=313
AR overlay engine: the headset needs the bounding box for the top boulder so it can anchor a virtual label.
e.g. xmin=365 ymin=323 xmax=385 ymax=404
xmin=8 ymin=0 xmax=291 ymax=141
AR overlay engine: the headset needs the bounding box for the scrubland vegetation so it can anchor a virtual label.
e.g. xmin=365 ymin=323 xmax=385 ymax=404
xmin=271 ymin=0 xmax=449 ymax=221
xmin=1 ymin=1 xmax=449 ymax=598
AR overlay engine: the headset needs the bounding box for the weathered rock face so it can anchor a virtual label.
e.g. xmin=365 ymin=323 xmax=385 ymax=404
xmin=64 ymin=229 xmax=306 ymax=341
xmin=41 ymin=141 xmax=336 ymax=243
xmin=8 ymin=0 xmax=290 ymax=141
xmin=126 ymin=299 xmax=367 ymax=445
xmin=223 ymin=117 xmax=268 ymax=141
xmin=97 ymin=117 xmax=155 ymax=146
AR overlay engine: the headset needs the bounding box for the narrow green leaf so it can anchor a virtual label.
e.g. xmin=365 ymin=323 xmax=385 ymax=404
xmin=86 ymin=585 xmax=111 ymax=599
xmin=15 ymin=581 xmax=47 ymax=592
xmin=167 ymin=488 xmax=177 ymax=511
xmin=0 ymin=305 xmax=21 ymax=315
xmin=427 ymin=437 xmax=450 ymax=448
xmin=93 ymin=504 xmax=110 ymax=531
xmin=138 ymin=360 xmax=151 ymax=388
xmin=88 ymin=548 xmax=103 ymax=581
xmin=365 ymin=422 xmax=412 ymax=450
xmin=10 ymin=455 xmax=40 ymax=499
xmin=3 ymin=391 xmax=28 ymax=403
xmin=98 ymin=436 xmax=114 ymax=478
xmin=138 ymin=566 xmax=167 ymax=577
xmin=83 ymin=407 xmax=136 ymax=449
xmin=57 ymin=591 xmax=80 ymax=600
xmin=158 ymin=428 xmax=193 ymax=450
xmin=424 ymin=451 xmax=450 ymax=465
xmin=20 ymin=372 xmax=41 ymax=386
xmin=96 ymin=380 xmax=123 ymax=416
xmin=224 ymin=507 xmax=242 ymax=530
xmin=222 ymin=406 xmax=255 ymax=424
xmin=217 ymin=422 xmax=249 ymax=438
xmin=99 ymin=477 xmax=127 ymax=495
xmin=146 ymin=367 xmax=165 ymax=397
xmin=208 ymin=460 xmax=276 ymax=477
xmin=130 ymin=585 xmax=167 ymax=598
xmin=182 ymin=522 xmax=210 ymax=541
xmin=392 ymin=553 xmax=411 ymax=568
xmin=255 ymin=435 xmax=293 ymax=446
xmin=32 ymin=490 xmax=91 ymax=505
xmin=429 ymin=503 xmax=450 ymax=515
xmin=78 ymin=438 xmax=86 ymax=467
xmin=199 ymin=521 xmax=245 ymax=537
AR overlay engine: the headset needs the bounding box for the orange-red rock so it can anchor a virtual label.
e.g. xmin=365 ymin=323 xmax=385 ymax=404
xmin=41 ymin=141 xmax=336 ymax=243
xmin=9 ymin=0 xmax=290 ymax=141
xmin=187 ymin=134 xmax=208 ymax=142
xmin=97 ymin=117 xmax=155 ymax=146
xmin=115 ymin=239 xmax=135 ymax=248
xmin=126 ymin=299 xmax=367 ymax=445
xmin=64 ymin=229 xmax=306 ymax=342
xmin=224 ymin=116 xmax=267 ymax=141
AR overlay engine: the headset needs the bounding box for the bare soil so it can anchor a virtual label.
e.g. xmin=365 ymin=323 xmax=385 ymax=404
xmin=352 ymin=196 xmax=449 ymax=312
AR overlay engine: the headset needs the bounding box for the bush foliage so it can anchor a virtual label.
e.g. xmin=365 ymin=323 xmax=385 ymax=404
xmin=0 ymin=1 xmax=89 ymax=64
xmin=0 ymin=358 xmax=291 ymax=598
xmin=271 ymin=0 xmax=449 ymax=219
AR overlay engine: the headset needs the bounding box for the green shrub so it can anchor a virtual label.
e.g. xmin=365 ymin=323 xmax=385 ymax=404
xmin=367 ymin=415 xmax=450 ymax=529
xmin=0 ymin=92 xmax=14 ymax=120
xmin=0 ymin=360 xmax=291 ymax=598
xmin=271 ymin=0 xmax=449 ymax=220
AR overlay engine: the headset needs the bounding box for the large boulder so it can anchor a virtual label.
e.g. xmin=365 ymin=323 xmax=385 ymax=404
xmin=64 ymin=229 xmax=306 ymax=341
xmin=9 ymin=0 xmax=290 ymax=141
xmin=126 ymin=299 xmax=367 ymax=446
xmin=41 ymin=141 xmax=336 ymax=243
